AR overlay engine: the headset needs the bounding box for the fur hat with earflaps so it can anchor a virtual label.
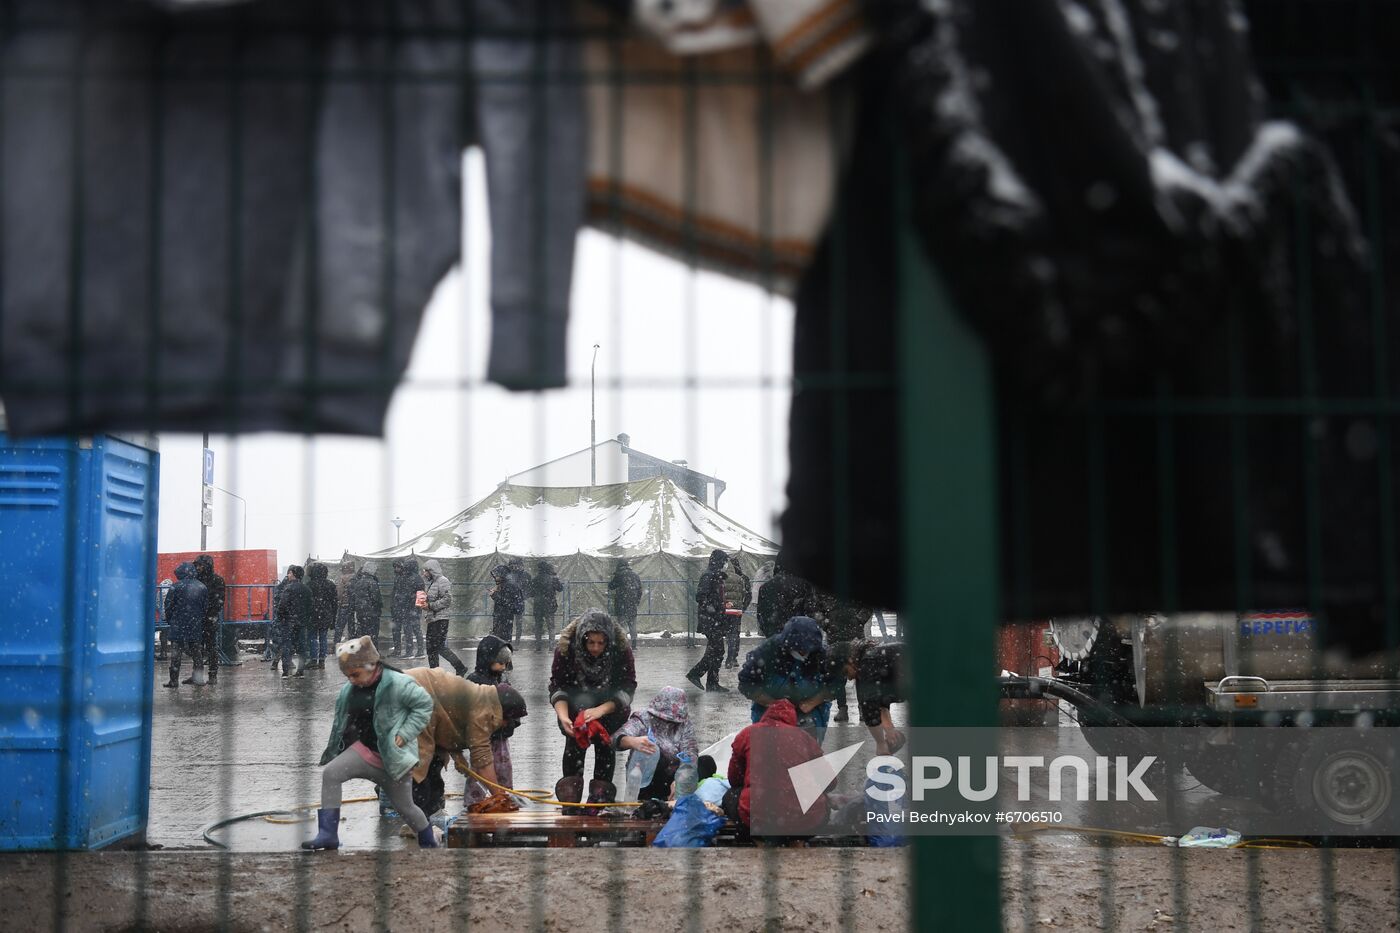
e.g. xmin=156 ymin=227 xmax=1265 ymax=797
xmin=337 ymin=635 xmax=381 ymax=674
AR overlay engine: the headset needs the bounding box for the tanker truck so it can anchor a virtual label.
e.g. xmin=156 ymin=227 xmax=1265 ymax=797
xmin=998 ymin=612 xmax=1400 ymax=834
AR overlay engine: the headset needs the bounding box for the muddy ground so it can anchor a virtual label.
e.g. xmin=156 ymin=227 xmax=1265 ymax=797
xmin=2 ymin=843 xmax=1395 ymax=932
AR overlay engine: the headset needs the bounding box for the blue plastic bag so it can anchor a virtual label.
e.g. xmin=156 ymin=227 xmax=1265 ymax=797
xmin=652 ymin=795 xmax=725 ymax=848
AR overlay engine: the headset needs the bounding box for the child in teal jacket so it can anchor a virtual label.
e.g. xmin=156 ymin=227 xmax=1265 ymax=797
xmin=303 ymin=636 xmax=437 ymax=850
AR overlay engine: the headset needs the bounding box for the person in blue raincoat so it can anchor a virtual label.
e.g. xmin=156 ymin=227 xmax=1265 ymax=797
xmin=162 ymin=562 xmax=208 ymax=689
xmin=736 ymin=616 xmax=842 ymax=744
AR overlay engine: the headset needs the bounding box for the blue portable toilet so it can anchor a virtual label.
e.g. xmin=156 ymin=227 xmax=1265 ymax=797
xmin=0 ymin=430 xmax=159 ymax=849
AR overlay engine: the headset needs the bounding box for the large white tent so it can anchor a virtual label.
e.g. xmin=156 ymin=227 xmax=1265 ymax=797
xmin=350 ymin=476 xmax=776 ymax=635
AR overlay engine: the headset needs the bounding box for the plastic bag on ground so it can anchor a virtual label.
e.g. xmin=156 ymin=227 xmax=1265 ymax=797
xmin=652 ymin=795 xmax=725 ymax=848
xmin=1176 ymin=826 xmax=1242 ymax=848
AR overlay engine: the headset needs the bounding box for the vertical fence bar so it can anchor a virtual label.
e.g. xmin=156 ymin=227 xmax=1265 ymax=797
xmin=896 ymin=143 xmax=1001 ymax=930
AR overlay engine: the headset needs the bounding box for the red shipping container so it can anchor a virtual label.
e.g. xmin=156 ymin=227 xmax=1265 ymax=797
xmin=156 ymin=549 xmax=279 ymax=621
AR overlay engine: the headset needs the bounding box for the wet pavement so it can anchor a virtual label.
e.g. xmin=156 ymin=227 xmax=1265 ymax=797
xmin=151 ymin=634 xmax=904 ymax=851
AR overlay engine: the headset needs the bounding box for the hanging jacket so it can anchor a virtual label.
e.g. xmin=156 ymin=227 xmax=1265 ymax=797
xmin=164 ymin=562 xmax=208 ymax=647
xmin=727 ymin=699 xmax=826 ymax=832
xmin=320 ymin=667 xmax=434 ymax=782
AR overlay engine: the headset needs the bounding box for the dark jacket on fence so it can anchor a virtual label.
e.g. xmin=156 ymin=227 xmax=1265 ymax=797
xmin=308 ymin=563 xmax=339 ymax=632
xmin=695 ymin=550 xmax=729 ymax=636
xmin=548 ymin=611 xmax=637 ymax=722
xmin=391 ymin=558 xmax=424 ymax=624
xmin=192 ymin=555 xmax=225 ymax=626
xmin=164 ymin=562 xmax=208 ymax=647
xmin=608 ymin=563 xmax=642 ymax=616
xmin=738 ymin=617 xmax=840 ymax=708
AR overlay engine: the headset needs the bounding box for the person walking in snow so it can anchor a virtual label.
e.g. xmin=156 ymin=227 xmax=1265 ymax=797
xmin=307 ymin=562 xmax=339 ymax=670
xmin=422 ymin=558 xmax=467 ymax=675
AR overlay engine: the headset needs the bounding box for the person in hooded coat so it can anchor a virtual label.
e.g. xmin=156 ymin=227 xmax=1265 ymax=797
xmin=836 ymin=639 xmax=906 ymax=755
xmin=756 ymin=563 xmax=814 ymax=639
xmin=162 ymin=562 xmax=208 ymax=688
xmin=421 ymin=558 xmax=467 ymax=675
xmin=737 ymin=616 xmax=842 ymax=745
xmin=727 ymin=698 xmax=828 ymax=842
xmin=192 ymin=554 xmax=226 ymax=683
xmin=390 ymin=557 xmax=425 ymax=659
xmin=265 ymin=565 xmax=292 ymax=665
xmin=307 ymin=562 xmax=338 ymax=669
xmin=489 ymin=563 xmax=524 ymax=643
xmin=462 ymin=635 xmax=526 ymax=805
xmin=686 ymin=549 xmax=731 ymax=693
xmin=349 ymin=561 xmax=384 ymax=648
xmin=530 ymin=560 xmax=564 ymax=648
xmin=607 ymin=559 xmax=643 ymax=649
xmin=611 ymin=686 xmax=699 ymax=800
xmin=722 ymin=556 xmax=752 ymax=670
xmin=506 ymin=557 xmax=531 ymax=643
xmin=405 ymin=663 xmax=527 ymax=817
xmin=549 ymin=609 xmax=637 ymax=807
xmin=335 ymin=556 xmax=356 ymax=643
xmin=275 ymin=564 xmax=313 ymax=678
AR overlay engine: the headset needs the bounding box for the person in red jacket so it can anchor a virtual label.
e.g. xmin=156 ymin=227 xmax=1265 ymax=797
xmin=726 ymin=698 xmax=827 ymax=844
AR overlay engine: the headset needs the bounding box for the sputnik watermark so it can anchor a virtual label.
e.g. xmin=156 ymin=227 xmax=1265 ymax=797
xmin=865 ymin=755 xmax=1158 ymax=803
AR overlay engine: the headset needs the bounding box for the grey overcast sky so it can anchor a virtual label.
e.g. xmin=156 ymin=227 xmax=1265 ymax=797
xmin=156 ymin=151 xmax=795 ymax=564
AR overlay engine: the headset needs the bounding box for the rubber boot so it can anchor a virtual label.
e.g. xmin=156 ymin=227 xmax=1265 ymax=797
xmin=555 ymin=776 xmax=584 ymax=816
xmin=416 ymin=824 xmax=439 ymax=849
xmin=301 ymin=808 xmax=340 ymax=850
xmin=587 ymin=780 xmax=617 ymax=805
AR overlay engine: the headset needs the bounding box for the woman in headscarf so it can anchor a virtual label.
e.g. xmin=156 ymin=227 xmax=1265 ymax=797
xmin=612 ymin=686 xmax=700 ymax=800
xmin=548 ymin=609 xmax=637 ymax=808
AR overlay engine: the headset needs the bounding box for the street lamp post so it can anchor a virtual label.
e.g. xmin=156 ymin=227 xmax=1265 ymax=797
xmin=590 ymin=343 xmax=600 ymax=486
xmin=392 ymin=516 xmax=404 ymax=546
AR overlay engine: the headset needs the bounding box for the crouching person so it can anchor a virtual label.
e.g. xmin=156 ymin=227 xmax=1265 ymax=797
xmin=463 ymin=636 xmax=524 ymax=805
xmin=550 ymin=609 xmax=637 ymax=808
xmin=727 ymin=699 xmax=827 ymax=846
xmin=613 ymin=686 xmax=699 ymax=801
xmin=303 ymin=637 xmax=437 ymax=851
xmin=406 ymin=662 xmax=528 ymax=816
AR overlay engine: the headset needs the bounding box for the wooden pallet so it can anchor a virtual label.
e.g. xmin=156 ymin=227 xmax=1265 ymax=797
xmin=445 ymin=810 xmax=751 ymax=849
xmin=446 ymin=811 xmax=667 ymax=848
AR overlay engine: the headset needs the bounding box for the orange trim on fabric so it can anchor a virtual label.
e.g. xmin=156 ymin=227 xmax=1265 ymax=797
xmin=771 ymin=0 xmax=856 ymax=58
xmin=785 ymin=13 xmax=865 ymax=76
